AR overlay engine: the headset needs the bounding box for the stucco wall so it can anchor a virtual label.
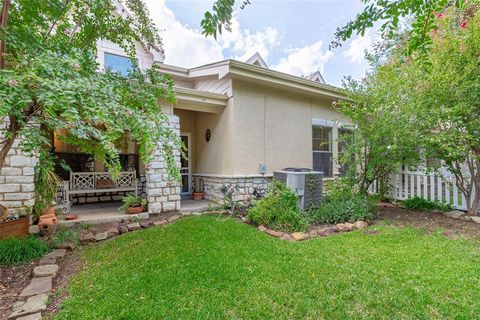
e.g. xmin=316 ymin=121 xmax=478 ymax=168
xmin=231 ymin=80 xmax=350 ymax=175
xmin=193 ymin=98 xmax=236 ymax=175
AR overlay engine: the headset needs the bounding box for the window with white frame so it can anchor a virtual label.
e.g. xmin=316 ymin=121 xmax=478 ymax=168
xmin=104 ymin=52 xmax=135 ymax=76
xmin=312 ymin=125 xmax=333 ymax=177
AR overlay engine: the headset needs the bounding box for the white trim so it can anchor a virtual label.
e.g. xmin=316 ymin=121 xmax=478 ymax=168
xmin=312 ymin=118 xmax=335 ymax=128
xmin=192 ymin=174 xmax=273 ymax=178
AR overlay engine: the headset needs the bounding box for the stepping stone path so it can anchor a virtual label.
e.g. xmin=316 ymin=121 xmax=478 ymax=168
xmin=19 ymin=277 xmax=52 ymax=298
xmin=33 ymin=265 xmax=58 ymax=278
xmin=8 ymin=294 xmax=48 ymax=319
xmin=10 ymin=249 xmax=66 ymax=320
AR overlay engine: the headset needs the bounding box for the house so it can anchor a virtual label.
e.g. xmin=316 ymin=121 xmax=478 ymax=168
xmin=0 ymin=9 xmax=351 ymax=215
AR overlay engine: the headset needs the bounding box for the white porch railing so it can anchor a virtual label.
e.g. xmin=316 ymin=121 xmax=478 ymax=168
xmin=371 ymin=171 xmax=469 ymax=211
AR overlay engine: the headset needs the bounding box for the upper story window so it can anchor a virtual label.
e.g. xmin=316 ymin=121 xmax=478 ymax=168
xmin=104 ymin=52 xmax=135 ymax=76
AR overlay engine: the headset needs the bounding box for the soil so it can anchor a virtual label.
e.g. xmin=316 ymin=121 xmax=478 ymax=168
xmin=375 ymin=203 xmax=480 ymax=239
xmin=0 ymin=261 xmax=36 ymax=319
xmin=44 ymin=250 xmax=83 ymax=318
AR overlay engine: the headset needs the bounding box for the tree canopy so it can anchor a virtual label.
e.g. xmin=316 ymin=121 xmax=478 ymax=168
xmin=0 ymin=0 xmax=180 ymax=179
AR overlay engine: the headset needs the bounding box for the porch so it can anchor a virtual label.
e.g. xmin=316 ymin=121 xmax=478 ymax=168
xmin=58 ymin=199 xmax=213 ymax=226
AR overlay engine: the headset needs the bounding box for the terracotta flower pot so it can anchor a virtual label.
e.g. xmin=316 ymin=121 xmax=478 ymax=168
xmin=0 ymin=216 xmax=29 ymax=240
xmin=126 ymin=206 xmax=144 ymax=214
xmin=38 ymin=208 xmax=58 ymax=235
xmin=192 ymin=192 xmax=204 ymax=201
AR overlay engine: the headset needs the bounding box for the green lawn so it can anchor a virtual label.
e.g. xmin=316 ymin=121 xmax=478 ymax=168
xmin=56 ymin=215 xmax=480 ymax=319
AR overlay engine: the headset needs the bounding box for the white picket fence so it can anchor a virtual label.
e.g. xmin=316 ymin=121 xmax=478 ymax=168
xmin=370 ymin=170 xmax=470 ymax=211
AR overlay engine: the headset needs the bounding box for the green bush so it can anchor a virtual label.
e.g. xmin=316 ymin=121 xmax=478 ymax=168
xmin=307 ymin=195 xmax=376 ymax=224
xmin=324 ymin=178 xmax=356 ymax=202
xmin=247 ymin=180 xmax=308 ymax=232
xmin=402 ymin=196 xmax=452 ymax=212
xmin=0 ymin=236 xmax=49 ymax=266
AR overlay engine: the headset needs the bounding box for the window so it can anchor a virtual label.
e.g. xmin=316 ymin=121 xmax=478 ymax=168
xmin=104 ymin=53 xmax=135 ymax=76
xmin=338 ymin=128 xmax=354 ymax=176
xmin=312 ymin=125 xmax=332 ymax=177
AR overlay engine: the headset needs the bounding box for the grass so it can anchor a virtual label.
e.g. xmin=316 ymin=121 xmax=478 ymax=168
xmin=56 ymin=215 xmax=480 ymax=319
xmin=0 ymin=236 xmax=49 ymax=266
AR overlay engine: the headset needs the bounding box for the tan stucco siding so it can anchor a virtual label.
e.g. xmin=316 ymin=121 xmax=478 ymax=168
xmin=231 ymin=80 xmax=350 ymax=175
xmin=193 ymin=98 xmax=235 ymax=175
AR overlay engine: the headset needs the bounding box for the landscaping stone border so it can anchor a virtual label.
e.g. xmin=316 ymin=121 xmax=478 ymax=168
xmin=251 ymin=220 xmax=369 ymax=241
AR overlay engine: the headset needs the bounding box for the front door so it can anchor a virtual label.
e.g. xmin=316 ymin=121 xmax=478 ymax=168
xmin=180 ymin=133 xmax=191 ymax=195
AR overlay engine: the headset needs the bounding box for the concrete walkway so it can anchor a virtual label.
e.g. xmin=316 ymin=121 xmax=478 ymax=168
xmin=58 ymin=199 xmax=214 ymax=226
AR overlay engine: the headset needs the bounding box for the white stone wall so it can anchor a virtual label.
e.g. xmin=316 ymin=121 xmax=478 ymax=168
xmin=145 ymin=115 xmax=181 ymax=213
xmin=0 ymin=139 xmax=37 ymax=213
xmin=195 ymin=175 xmax=273 ymax=204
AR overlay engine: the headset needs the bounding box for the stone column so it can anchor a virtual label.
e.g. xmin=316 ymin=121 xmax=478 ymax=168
xmin=0 ymin=137 xmax=37 ymax=214
xmin=145 ymin=114 xmax=181 ymax=213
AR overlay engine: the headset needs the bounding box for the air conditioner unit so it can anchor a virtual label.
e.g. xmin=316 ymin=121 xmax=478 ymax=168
xmin=273 ymin=168 xmax=323 ymax=210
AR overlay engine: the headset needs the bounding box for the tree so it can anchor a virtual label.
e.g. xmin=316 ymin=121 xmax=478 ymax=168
xmin=337 ymin=60 xmax=422 ymax=197
xmin=332 ymin=0 xmax=471 ymax=56
xmin=0 ymin=0 xmax=180 ymax=180
xmin=414 ymin=6 xmax=480 ymax=214
xmin=339 ymin=4 xmax=480 ymax=214
xmin=201 ymin=0 xmax=250 ymax=38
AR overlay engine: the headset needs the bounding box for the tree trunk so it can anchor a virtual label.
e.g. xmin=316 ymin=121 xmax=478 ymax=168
xmin=0 ymin=0 xmax=11 ymax=69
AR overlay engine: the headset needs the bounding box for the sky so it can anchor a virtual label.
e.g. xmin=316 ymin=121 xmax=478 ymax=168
xmin=143 ymin=0 xmax=375 ymax=87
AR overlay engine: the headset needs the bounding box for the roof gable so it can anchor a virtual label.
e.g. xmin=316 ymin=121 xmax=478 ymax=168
xmin=245 ymin=52 xmax=268 ymax=68
xmin=306 ymin=71 xmax=326 ymax=84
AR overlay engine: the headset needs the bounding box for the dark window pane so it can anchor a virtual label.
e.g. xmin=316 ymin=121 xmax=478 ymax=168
xmin=312 ymin=126 xmax=332 ymax=152
xmin=313 ymin=152 xmax=332 ymax=177
xmin=104 ymin=53 xmax=135 ymax=76
xmin=181 ymin=175 xmax=189 ymax=193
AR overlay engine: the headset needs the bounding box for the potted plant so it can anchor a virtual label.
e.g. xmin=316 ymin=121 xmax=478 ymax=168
xmin=119 ymin=194 xmax=147 ymax=214
xmin=192 ymin=176 xmax=204 ymax=201
xmin=0 ymin=206 xmax=29 ymax=240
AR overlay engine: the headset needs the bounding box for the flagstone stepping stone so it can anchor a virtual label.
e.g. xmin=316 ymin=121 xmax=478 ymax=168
xmin=17 ymin=313 xmax=42 ymax=320
xmin=38 ymin=257 xmax=56 ymax=265
xmin=127 ymin=223 xmax=141 ymax=231
xmin=19 ymin=277 xmax=52 ymax=298
xmin=8 ymin=294 xmax=48 ymax=319
xmin=94 ymin=232 xmax=107 ymax=241
xmin=33 ymin=264 xmax=58 ymax=278
xmin=44 ymin=249 xmax=66 ymax=260
xmin=258 ymin=225 xmax=267 ymax=232
xmin=443 ymin=210 xmax=466 ymax=219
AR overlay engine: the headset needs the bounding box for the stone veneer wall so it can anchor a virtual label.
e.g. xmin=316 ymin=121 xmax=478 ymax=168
xmin=194 ymin=174 xmax=273 ymax=204
xmin=145 ymin=115 xmax=181 ymax=213
xmin=0 ymin=138 xmax=37 ymax=214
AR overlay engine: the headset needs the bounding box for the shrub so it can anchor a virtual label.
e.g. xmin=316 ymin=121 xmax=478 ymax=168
xmin=119 ymin=194 xmax=147 ymax=212
xmin=402 ymin=196 xmax=452 ymax=212
xmin=50 ymin=227 xmax=80 ymax=248
xmin=307 ymin=195 xmax=376 ymax=224
xmin=0 ymin=236 xmax=49 ymax=266
xmin=324 ymin=178 xmax=356 ymax=202
xmin=248 ymin=180 xmax=308 ymax=232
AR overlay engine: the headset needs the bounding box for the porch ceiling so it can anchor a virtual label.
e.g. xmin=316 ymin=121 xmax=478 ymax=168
xmin=175 ymin=87 xmax=227 ymax=114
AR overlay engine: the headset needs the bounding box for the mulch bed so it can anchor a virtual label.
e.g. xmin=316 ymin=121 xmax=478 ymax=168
xmin=0 ymin=261 xmax=37 ymax=319
xmin=375 ymin=203 xmax=480 ymax=239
